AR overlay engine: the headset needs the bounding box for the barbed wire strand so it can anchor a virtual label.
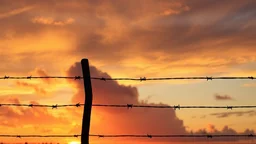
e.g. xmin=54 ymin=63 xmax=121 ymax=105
xmin=0 ymin=134 xmax=255 ymax=138
xmin=0 ymin=103 xmax=256 ymax=110
xmin=0 ymin=76 xmax=254 ymax=81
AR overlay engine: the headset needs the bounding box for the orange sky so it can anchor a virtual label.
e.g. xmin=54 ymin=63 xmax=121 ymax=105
xmin=0 ymin=0 xmax=256 ymax=144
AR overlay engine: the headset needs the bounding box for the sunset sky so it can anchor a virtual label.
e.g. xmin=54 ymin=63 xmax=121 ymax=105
xmin=0 ymin=0 xmax=256 ymax=144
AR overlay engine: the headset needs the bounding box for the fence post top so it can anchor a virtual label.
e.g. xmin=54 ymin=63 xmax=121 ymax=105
xmin=81 ymin=59 xmax=89 ymax=63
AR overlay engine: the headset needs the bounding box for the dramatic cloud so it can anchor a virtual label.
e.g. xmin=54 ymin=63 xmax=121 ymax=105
xmin=66 ymin=62 xmax=188 ymax=143
xmin=214 ymin=94 xmax=234 ymax=101
xmin=67 ymin=62 xmax=185 ymax=123
xmin=72 ymin=0 xmax=256 ymax=62
xmin=66 ymin=62 xmax=255 ymax=143
xmin=0 ymin=0 xmax=255 ymax=80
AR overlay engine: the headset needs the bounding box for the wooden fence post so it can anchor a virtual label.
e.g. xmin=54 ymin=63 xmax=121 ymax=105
xmin=81 ymin=59 xmax=93 ymax=144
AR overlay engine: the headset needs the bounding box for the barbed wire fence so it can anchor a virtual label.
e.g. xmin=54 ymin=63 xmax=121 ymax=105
xmin=0 ymin=76 xmax=254 ymax=80
xmin=0 ymin=134 xmax=255 ymax=138
xmin=0 ymin=59 xmax=255 ymax=144
xmin=1 ymin=103 xmax=256 ymax=110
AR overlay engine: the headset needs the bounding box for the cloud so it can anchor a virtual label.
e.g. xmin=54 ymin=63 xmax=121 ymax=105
xmin=0 ymin=97 xmax=72 ymax=143
xmin=33 ymin=126 xmax=53 ymax=133
xmin=66 ymin=62 xmax=187 ymax=143
xmin=243 ymin=82 xmax=256 ymax=87
xmin=0 ymin=0 xmax=255 ymax=80
xmin=0 ymin=5 xmax=34 ymax=19
xmin=31 ymin=16 xmax=75 ymax=26
xmin=160 ymin=3 xmax=190 ymax=16
xmin=214 ymin=94 xmax=234 ymax=100
xmin=65 ymin=61 xmax=255 ymax=143
xmin=210 ymin=110 xmax=256 ymax=118
xmin=0 ymin=97 xmax=69 ymax=127
xmin=64 ymin=0 xmax=256 ymax=80
xmin=32 ymin=68 xmax=56 ymax=84
xmin=192 ymin=125 xmax=255 ymax=142
xmin=15 ymin=81 xmax=47 ymax=95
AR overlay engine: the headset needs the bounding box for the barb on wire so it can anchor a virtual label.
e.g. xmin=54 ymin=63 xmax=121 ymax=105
xmin=0 ymin=134 xmax=255 ymax=138
xmin=174 ymin=105 xmax=180 ymax=110
xmin=1 ymin=103 xmax=256 ymax=110
xmin=0 ymin=76 xmax=254 ymax=81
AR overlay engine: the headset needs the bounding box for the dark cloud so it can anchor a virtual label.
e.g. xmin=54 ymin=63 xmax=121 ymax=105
xmin=211 ymin=110 xmax=256 ymax=118
xmin=192 ymin=125 xmax=255 ymax=142
xmin=1 ymin=0 xmax=255 ymax=60
xmin=0 ymin=0 xmax=255 ymax=77
xmin=67 ymin=0 xmax=256 ymax=70
xmin=214 ymin=94 xmax=234 ymax=101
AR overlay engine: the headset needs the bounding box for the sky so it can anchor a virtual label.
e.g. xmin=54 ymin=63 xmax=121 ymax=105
xmin=0 ymin=0 xmax=256 ymax=144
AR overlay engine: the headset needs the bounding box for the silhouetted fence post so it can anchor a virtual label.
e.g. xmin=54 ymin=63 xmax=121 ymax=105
xmin=81 ymin=59 xmax=93 ymax=144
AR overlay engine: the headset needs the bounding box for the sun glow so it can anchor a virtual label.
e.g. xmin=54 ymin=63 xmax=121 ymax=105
xmin=69 ymin=141 xmax=80 ymax=144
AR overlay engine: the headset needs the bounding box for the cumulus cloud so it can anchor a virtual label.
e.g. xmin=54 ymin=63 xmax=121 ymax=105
xmin=65 ymin=61 xmax=255 ymax=143
xmin=66 ymin=62 xmax=187 ymax=143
